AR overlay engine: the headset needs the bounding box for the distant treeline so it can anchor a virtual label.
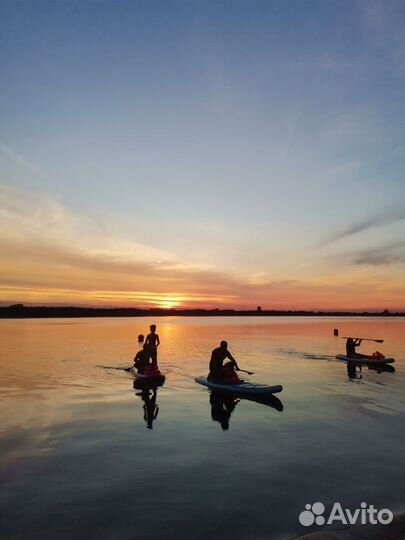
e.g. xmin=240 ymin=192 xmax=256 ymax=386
xmin=0 ymin=305 xmax=403 ymax=319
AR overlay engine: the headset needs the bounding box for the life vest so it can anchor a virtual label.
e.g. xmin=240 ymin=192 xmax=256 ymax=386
xmin=221 ymin=362 xmax=241 ymax=384
xmin=370 ymin=351 xmax=385 ymax=360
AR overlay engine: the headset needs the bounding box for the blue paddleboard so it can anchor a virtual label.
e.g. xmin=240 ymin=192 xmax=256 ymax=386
xmin=195 ymin=376 xmax=283 ymax=395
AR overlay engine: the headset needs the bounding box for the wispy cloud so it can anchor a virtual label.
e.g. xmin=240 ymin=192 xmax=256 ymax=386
xmin=290 ymin=56 xmax=356 ymax=72
xmin=314 ymin=161 xmax=362 ymax=180
xmin=317 ymin=205 xmax=405 ymax=247
xmin=0 ymin=141 xmax=46 ymax=178
xmin=0 ymin=182 xmax=242 ymax=305
xmin=349 ymin=242 xmax=405 ymax=266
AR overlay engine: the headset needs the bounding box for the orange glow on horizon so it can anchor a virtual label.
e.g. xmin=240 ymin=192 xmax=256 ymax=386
xmin=0 ymin=282 xmax=403 ymax=312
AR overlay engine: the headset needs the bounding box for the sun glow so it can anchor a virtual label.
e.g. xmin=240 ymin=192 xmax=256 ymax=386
xmin=159 ymin=298 xmax=181 ymax=309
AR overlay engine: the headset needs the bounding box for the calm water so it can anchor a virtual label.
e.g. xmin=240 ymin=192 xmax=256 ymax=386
xmin=0 ymin=317 xmax=404 ymax=540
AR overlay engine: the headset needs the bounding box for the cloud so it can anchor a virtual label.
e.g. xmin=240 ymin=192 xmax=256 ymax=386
xmin=349 ymin=242 xmax=405 ymax=266
xmin=0 ymin=182 xmax=403 ymax=310
xmin=314 ymin=161 xmax=362 ymax=180
xmin=0 ymin=183 xmax=198 ymax=268
xmin=317 ymin=205 xmax=405 ymax=247
xmin=0 ymin=182 xmax=245 ymax=305
xmin=290 ymin=57 xmax=356 ymax=72
xmin=0 ymin=141 xmax=46 ymax=178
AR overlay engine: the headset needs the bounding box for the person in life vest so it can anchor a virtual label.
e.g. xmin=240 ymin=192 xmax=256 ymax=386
xmin=133 ymin=344 xmax=150 ymax=374
xmin=370 ymin=351 xmax=385 ymax=360
xmin=209 ymin=340 xmax=241 ymax=383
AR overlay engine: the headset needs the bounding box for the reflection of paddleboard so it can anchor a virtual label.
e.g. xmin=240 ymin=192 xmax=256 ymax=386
xmin=367 ymin=364 xmax=396 ymax=374
xmin=133 ymin=379 xmax=165 ymax=390
xmin=195 ymin=376 xmax=282 ymax=395
xmin=238 ymin=393 xmax=283 ymax=411
xmin=336 ymin=354 xmax=395 ymax=366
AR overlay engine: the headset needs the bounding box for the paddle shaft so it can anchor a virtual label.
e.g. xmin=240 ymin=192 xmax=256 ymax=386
xmin=238 ymin=368 xmax=254 ymax=375
xmin=341 ymin=337 xmax=384 ymax=343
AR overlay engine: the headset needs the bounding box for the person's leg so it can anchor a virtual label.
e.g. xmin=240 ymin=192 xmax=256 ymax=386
xmin=150 ymin=347 xmax=157 ymax=367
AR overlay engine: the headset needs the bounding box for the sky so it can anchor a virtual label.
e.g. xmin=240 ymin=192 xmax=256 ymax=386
xmin=0 ymin=0 xmax=404 ymax=311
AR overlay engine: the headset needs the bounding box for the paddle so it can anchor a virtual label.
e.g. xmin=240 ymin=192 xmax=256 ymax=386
xmin=95 ymin=365 xmax=133 ymax=371
xmin=238 ymin=368 xmax=254 ymax=375
xmin=341 ymin=337 xmax=384 ymax=343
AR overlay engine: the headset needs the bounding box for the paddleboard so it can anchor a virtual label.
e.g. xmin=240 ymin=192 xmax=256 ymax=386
xmin=336 ymin=354 xmax=395 ymax=365
xmin=195 ymin=376 xmax=283 ymax=395
xmin=130 ymin=367 xmax=166 ymax=384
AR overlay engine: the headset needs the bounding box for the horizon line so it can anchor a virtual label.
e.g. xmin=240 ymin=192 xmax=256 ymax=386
xmin=1 ymin=304 xmax=403 ymax=316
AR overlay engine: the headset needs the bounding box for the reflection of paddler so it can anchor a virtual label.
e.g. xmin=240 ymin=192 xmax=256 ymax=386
xmin=210 ymin=392 xmax=238 ymax=430
xmin=141 ymin=387 xmax=159 ymax=429
xmin=347 ymin=360 xmax=362 ymax=380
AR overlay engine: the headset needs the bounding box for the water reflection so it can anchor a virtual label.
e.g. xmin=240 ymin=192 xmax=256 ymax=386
xmin=210 ymin=392 xmax=238 ymax=430
xmin=347 ymin=361 xmax=362 ymax=380
xmin=347 ymin=360 xmax=396 ymax=380
xmin=367 ymin=364 xmax=396 ymax=375
xmin=209 ymin=390 xmax=283 ymax=430
xmin=133 ymin=379 xmax=165 ymax=429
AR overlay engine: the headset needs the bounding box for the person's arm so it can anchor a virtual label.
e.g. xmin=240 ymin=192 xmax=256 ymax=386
xmin=156 ymin=334 xmax=160 ymax=347
xmin=145 ymin=334 xmax=150 ymax=345
xmin=227 ymin=351 xmax=240 ymax=370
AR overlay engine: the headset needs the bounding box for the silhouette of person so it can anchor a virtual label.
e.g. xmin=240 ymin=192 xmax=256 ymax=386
xmin=346 ymin=338 xmax=362 ymax=358
xmin=209 ymin=340 xmax=240 ymax=382
xmin=133 ymin=343 xmax=150 ymax=374
xmin=145 ymin=324 xmax=160 ymax=367
xmin=138 ymin=334 xmax=144 ymax=345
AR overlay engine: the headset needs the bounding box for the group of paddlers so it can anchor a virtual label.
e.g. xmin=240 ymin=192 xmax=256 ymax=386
xmin=133 ymin=328 xmax=387 ymax=380
xmin=133 ymin=324 xmax=160 ymax=374
xmin=133 ymin=326 xmax=241 ymax=383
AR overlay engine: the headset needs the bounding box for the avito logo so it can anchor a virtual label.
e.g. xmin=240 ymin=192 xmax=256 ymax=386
xmin=298 ymin=502 xmax=393 ymax=527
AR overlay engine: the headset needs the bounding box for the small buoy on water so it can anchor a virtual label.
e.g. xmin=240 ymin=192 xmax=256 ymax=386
xmin=333 ymin=328 xmax=339 ymax=336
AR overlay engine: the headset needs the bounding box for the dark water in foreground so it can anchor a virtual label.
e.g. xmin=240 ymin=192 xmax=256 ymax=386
xmin=0 ymin=317 xmax=404 ymax=540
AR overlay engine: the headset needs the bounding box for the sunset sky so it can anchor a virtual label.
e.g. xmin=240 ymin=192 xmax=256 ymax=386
xmin=0 ymin=0 xmax=404 ymax=311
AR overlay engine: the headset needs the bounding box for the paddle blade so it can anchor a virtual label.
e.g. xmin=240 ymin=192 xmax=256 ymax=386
xmin=238 ymin=369 xmax=254 ymax=375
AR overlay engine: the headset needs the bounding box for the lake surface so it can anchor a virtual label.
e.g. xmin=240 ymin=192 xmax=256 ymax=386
xmin=0 ymin=316 xmax=404 ymax=540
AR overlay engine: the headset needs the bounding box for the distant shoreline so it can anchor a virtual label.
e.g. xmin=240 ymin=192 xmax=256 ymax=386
xmin=0 ymin=305 xmax=403 ymax=319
